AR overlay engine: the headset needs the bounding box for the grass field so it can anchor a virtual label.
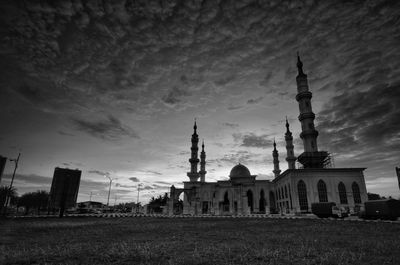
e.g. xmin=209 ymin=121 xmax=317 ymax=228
xmin=1 ymin=217 xmax=399 ymax=265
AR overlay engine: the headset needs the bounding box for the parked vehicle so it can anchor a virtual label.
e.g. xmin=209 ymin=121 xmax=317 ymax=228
xmin=359 ymin=199 xmax=400 ymax=221
xmin=311 ymin=202 xmax=348 ymax=218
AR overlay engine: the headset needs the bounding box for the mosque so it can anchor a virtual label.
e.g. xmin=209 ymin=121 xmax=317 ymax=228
xmin=167 ymin=55 xmax=368 ymax=215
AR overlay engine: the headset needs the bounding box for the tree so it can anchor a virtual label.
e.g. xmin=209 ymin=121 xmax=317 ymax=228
xmin=18 ymin=190 xmax=50 ymax=215
xmin=0 ymin=186 xmax=17 ymax=213
xmin=148 ymin=193 xmax=169 ymax=213
xmin=367 ymin=192 xmax=386 ymax=201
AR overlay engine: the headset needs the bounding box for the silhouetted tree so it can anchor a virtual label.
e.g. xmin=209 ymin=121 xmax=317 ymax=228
xmin=0 ymin=186 xmax=18 ymax=212
xmin=18 ymin=190 xmax=50 ymax=215
xmin=367 ymin=192 xmax=386 ymax=201
xmin=148 ymin=193 xmax=169 ymax=213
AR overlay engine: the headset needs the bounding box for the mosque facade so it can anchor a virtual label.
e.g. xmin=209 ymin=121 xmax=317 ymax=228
xmin=168 ymin=55 xmax=368 ymax=215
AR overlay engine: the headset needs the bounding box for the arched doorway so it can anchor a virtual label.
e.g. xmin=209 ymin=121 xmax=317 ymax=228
xmin=269 ymin=191 xmax=276 ymax=213
xmin=352 ymin=182 xmax=361 ymax=204
xmin=247 ymin=190 xmax=254 ymax=213
xmin=317 ymin=179 xmax=328 ymax=202
xmin=172 ymin=191 xmax=185 ymax=215
xmin=338 ymin=182 xmax=348 ymax=204
xmin=259 ymin=189 xmax=266 ymax=213
xmin=222 ymin=191 xmax=230 ymax=213
xmin=297 ymin=180 xmax=308 ymax=212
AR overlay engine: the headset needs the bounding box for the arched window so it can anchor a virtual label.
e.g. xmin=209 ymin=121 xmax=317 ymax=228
xmin=223 ymin=191 xmax=230 ymax=212
xmin=352 ymin=182 xmax=362 ymax=204
xmin=269 ymin=191 xmax=276 ymax=213
xmin=297 ymin=180 xmax=308 ymax=211
xmin=317 ymin=180 xmax=328 ymax=202
xmin=338 ymin=182 xmax=348 ymax=204
xmin=259 ymin=189 xmax=266 ymax=213
xmin=247 ymin=190 xmax=254 ymax=212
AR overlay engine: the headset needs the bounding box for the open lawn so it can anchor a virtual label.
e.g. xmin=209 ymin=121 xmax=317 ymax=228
xmin=1 ymin=217 xmax=399 ymax=265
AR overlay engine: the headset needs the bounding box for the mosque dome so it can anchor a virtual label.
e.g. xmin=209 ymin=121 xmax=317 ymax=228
xmin=229 ymin=164 xmax=251 ymax=179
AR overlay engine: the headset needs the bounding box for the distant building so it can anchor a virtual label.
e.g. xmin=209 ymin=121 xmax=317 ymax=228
xmin=168 ymin=55 xmax=368 ymax=216
xmin=0 ymin=155 xmax=6 ymax=184
xmin=77 ymin=201 xmax=105 ymax=209
xmin=49 ymin=167 xmax=81 ymax=216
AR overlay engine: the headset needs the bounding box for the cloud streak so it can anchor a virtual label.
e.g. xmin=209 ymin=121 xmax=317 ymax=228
xmin=72 ymin=115 xmax=139 ymax=140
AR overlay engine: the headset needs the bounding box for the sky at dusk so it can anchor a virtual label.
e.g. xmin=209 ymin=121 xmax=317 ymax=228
xmin=0 ymin=0 xmax=399 ymax=204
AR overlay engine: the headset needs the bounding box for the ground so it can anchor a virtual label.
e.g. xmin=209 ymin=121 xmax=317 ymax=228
xmin=1 ymin=217 xmax=399 ymax=265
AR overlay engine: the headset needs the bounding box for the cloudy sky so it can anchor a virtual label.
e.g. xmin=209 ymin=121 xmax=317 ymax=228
xmin=0 ymin=0 xmax=399 ymax=204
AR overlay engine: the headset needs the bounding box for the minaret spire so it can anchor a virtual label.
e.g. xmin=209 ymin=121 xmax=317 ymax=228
xmin=272 ymin=139 xmax=281 ymax=178
xmin=295 ymin=53 xmax=328 ymax=168
xmin=199 ymin=139 xmax=207 ymax=182
xmin=285 ymin=117 xmax=296 ymax=169
xmin=297 ymin=51 xmax=305 ymax=76
xmin=187 ymin=119 xmax=200 ymax=182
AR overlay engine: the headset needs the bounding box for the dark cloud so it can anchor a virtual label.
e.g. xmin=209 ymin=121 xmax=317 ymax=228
xmin=247 ymin=97 xmax=264 ymax=104
xmin=58 ymin=131 xmax=75 ymax=137
xmin=129 ymin=177 xmax=140 ymax=182
xmin=207 ymin=150 xmax=263 ymax=168
xmin=227 ymin=105 xmax=244 ymax=111
xmin=88 ymin=170 xmax=110 ymax=176
xmin=154 ymin=181 xmax=172 ymax=185
xmin=72 ymin=115 xmax=139 ymax=140
xmin=1 ymin=173 xmax=51 ymax=189
xmin=115 ymin=183 xmax=135 ymax=189
xmin=233 ymin=133 xmax=273 ymax=148
xmin=317 ymin=82 xmax=400 ymax=178
xmin=1 ymin=0 xmax=399 ymax=118
xmin=144 ymin=170 xmax=162 ymax=175
xmin=162 ymin=86 xmax=190 ymax=105
xmin=222 ymin=122 xmax=239 ymax=128
xmin=141 ymin=185 xmax=155 ymax=191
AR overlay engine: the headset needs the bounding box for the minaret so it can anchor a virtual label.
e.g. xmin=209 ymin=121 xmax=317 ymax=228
xmin=199 ymin=140 xmax=207 ymax=182
xmin=295 ymin=53 xmax=328 ymax=168
xmin=187 ymin=120 xmax=200 ymax=182
xmin=272 ymin=139 xmax=281 ymax=178
xmin=285 ymin=117 xmax=296 ymax=169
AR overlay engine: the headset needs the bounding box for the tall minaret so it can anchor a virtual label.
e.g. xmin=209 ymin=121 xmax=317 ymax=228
xmin=295 ymin=53 xmax=327 ymax=168
xmin=272 ymin=139 xmax=281 ymax=178
xmin=199 ymin=140 xmax=207 ymax=182
xmin=285 ymin=117 xmax=296 ymax=169
xmin=296 ymin=53 xmax=319 ymax=153
xmin=187 ymin=120 xmax=200 ymax=182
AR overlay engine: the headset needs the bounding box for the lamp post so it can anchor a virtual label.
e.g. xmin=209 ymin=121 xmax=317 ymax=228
xmin=136 ymin=183 xmax=142 ymax=213
xmin=3 ymin=153 xmax=20 ymax=215
xmin=104 ymin=175 xmax=115 ymax=207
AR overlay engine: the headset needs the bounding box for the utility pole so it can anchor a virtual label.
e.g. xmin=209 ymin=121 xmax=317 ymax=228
xmin=90 ymin=192 xmax=92 ymax=202
xmin=396 ymin=167 xmax=400 ymax=193
xmin=3 ymin=153 xmax=20 ymax=215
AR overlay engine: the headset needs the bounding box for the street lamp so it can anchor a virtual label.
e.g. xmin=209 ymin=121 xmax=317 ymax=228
xmin=136 ymin=183 xmax=142 ymax=213
xmin=104 ymin=175 xmax=116 ymax=207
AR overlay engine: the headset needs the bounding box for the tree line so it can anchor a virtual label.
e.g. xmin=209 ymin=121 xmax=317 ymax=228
xmin=0 ymin=186 xmax=50 ymax=215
